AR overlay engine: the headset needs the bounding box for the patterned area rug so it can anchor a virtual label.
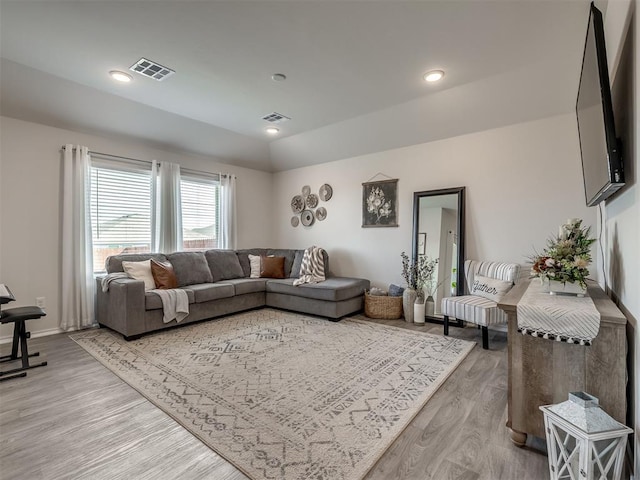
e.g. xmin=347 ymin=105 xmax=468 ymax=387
xmin=72 ymin=309 xmax=474 ymax=480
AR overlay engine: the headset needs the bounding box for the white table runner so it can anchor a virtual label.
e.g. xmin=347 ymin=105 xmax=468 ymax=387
xmin=517 ymin=280 xmax=600 ymax=345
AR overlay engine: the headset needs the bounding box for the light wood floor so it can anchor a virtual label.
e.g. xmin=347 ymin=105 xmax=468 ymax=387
xmin=0 ymin=316 xmax=549 ymax=480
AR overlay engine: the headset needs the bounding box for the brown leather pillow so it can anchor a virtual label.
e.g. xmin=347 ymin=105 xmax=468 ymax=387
xmin=260 ymin=256 xmax=285 ymax=279
xmin=150 ymin=259 xmax=178 ymax=289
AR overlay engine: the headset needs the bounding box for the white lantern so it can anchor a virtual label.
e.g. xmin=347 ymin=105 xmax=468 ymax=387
xmin=540 ymin=392 xmax=632 ymax=480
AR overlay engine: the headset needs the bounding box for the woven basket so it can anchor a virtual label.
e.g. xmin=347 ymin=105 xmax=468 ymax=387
xmin=364 ymin=292 xmax=403 ymax=320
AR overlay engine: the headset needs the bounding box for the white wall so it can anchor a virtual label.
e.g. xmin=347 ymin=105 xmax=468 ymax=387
xmin=273 ymin=112 xmax=594 ymax=291
xmin=0 ymin=116 xmax=274 ymax=339
xmin=602 ymin=1 xmax=638 ymax=475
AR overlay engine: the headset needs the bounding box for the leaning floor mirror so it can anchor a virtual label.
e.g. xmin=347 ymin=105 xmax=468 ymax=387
xmin=412 ymin=187 xmax=465 ymax=322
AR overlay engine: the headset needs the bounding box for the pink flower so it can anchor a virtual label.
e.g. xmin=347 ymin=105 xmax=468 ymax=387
xmin=545 ymin=258 xmax=556 ymax=267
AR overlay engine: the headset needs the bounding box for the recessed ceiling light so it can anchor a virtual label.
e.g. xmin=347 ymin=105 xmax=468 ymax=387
xmin=271 ymin=73 xmax=287 ymax=82
xmin=109 ymin=70 xmax=132 ymax=83
xmin=265 ymin=127 xmax=280 ymax=135
xmin=423 ymin=70 xmax=444 ymax=82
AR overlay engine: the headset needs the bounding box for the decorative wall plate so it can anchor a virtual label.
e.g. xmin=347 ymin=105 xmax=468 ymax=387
xmin=316 ymin=207 xmax=327 ymax=221
xmin=291 ymin=195 xmax=304 ymax=213
xmin=319 ymin=184 xmax=333 ymax=202
xmin=301 ymin=210 xmax=315 ymax=227
xmin=291 ymin=216 xmax=300 ymax=227
xmin=305 ymin=193 xmax=319 ymax=209
xmin=302 ymin=185 xmax=311 ymax=197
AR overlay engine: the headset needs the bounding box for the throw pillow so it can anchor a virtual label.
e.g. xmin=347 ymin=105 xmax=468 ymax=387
xmin=204 ymin=250 xmax=245 ymax=282
xmin=248 ymin=254 xmax=262 ymax=278
xmin=150 ymin=259 xmax=178 ymax=289
xmin=166 ymin=252 xmax=213 ymax=286
xmin=260 ymin=256 xmax=286 ymax=279
xmin=122 ymin=260 xmax=156 ymax=291
xmin=470 ymin=274 xmax=513 ymax=303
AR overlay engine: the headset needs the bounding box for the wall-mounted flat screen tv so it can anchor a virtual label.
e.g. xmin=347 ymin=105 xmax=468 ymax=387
xmin=576 ymin=2 xmax=624 ymax=207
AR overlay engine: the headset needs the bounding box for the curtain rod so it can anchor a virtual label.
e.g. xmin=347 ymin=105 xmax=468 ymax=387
xmin=61 ymin=146 xmax=149 ymax=166
xmin=60 ymin=145 xmax=235 ymax=178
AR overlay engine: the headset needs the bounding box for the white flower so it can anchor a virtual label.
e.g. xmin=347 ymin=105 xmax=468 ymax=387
xmin=545 ymin=258 xmax=555 ymax=267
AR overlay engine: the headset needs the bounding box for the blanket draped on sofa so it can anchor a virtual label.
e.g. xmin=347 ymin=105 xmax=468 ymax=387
xmin=293 ymin=246 xmax=326 ymax=286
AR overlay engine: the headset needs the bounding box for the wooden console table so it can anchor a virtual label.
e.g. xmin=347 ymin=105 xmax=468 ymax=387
xmin=498 ymin=280 xmax=627 ymax=446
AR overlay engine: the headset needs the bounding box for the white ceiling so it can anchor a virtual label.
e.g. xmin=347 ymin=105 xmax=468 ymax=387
xmin=0 ymin=1 xmax=594 ymax=172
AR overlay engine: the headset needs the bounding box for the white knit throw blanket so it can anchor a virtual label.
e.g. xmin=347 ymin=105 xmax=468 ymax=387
xmin=517 ymin=280 xmax=600 ymax=345
xmin=150 ymin=289 xmax=190 ymax=324
xmin=293 ymin=246 xmax=326 ymax=286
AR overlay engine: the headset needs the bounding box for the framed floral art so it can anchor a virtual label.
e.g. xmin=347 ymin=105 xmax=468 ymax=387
xmin=362 ymin=179 xmax=398 ymax=227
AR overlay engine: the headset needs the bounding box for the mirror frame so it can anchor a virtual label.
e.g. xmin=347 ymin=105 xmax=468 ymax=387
xmin=411 ymin=186 xmax=466 ymax=299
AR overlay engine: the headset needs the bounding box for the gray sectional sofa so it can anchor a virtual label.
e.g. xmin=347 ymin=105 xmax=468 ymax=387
xmin=96 ymin=248 xmax=370 ymax=339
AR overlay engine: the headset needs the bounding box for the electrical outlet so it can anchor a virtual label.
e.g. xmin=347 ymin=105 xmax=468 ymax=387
xmin=36 ymin=297 xmax=45 ymax=308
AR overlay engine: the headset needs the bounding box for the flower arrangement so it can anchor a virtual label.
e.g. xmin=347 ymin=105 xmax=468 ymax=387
xmin=530 ymin=218 xmax=595 ymax=289
xmin=401 ymin=252 xmax=439 ymax=301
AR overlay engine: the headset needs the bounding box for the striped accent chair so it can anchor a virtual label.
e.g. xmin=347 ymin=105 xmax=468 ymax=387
xmin=442 ymin=260 xmax=521 ymax=349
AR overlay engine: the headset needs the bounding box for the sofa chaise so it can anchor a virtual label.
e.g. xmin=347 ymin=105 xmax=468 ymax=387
xmin=96 ymin=248 xmax=370 ymax=339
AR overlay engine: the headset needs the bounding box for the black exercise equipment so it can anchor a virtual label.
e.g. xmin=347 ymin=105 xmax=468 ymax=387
xmin=0 ymin=284 xmax=48 ymax=381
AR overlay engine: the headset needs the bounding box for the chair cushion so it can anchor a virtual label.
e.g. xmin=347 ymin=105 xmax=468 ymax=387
xmin=470 ymin=275 xmax=513 ymax=303
xmin=441 ymin=295 xmax=508 ymax=327
xmin=266 ymin=277 xmax=369 ymax=302
xmin=464 ymin=260 xmax=520 ymax=294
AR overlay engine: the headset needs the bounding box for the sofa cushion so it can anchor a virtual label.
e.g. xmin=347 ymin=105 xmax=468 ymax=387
xmin=266 ymin=277 xmax=369 ymax=302
xmin=186 ymin=283 xmax=235 ymax=303
xmin=248 ymin=254 xmax=262 ymax=278
xmin=166 ymin=252 xmax=213 ymax=286
xmin=204 ymin=250 xmax=244 ymax=282
xmin=266 ymin=249 xmax=296 ymax=277
xmin=224 ymin=278 xmax=268 ymax=295
xmin=236 ymin=249 xmax=268 ymax=277
xmin=145 ymin=288 xmax=195 ymax=310
xmin=150 ymin=259 xmax=178 ymax=289
xmin=106 ymin=253 xmax=168 ymax=274
xmin=260 ymin=256 xmax=286 ymax=279
xmin=290 ymin=250 xmax=305 ymax=278
xmin=122 ymin=259 xmax=156 ymax=291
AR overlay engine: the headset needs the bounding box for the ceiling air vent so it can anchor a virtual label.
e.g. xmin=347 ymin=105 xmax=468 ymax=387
xmin=262 ymin=112 xmax=291 ymax=124
xmin=129 ymin=58 xmax=175 ymax=81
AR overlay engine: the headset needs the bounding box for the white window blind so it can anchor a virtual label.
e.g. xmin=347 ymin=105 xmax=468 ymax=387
xmin=90 ymin=161 xmax=153 ymax=272
xmin=180 ymin=173 xmax=220 ymax=251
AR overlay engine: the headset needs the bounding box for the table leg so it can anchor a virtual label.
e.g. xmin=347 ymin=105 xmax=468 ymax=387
xmin=508 ymin=428 xmax=527 ymax=447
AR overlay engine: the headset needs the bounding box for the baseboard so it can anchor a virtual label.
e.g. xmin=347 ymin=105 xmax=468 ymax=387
xmin=0 ymin=327 xmax=69 ymax=344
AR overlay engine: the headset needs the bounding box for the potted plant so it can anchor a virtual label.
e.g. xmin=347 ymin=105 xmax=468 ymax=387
xmin=529 ymin=218 xmax=595 ymax=296
xmin=401 ymin=252 xmax=438 ymax=323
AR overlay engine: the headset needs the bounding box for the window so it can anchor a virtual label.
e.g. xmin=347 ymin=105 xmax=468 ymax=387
xmin=89 ymin=159 xmax=221 ymax=272
xmin=180 ymin=173 xmax=220 ymax=251
xmin=90 ymin=161 xmax=153 ymax=272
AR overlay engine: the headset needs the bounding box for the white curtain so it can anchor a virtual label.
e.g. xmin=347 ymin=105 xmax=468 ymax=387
xmin=61 ymin=145 xmax=96 ymax=330
xmin=220 ymin=174 xmax=237 ymax=249
xmin=152 ymin=161 xmax=183 ymax=253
